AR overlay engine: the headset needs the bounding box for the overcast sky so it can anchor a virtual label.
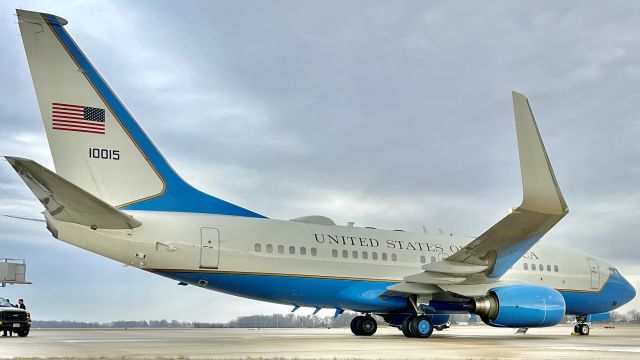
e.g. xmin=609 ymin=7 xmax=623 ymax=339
xmin=1 ymin=1 xmax=639 ymax=322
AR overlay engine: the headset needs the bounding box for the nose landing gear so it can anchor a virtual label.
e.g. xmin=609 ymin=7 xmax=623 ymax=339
xmin=350 ymin=315 xmax=377 ymax=336
xmin=573 ymin=316 xmax=590 ymax=336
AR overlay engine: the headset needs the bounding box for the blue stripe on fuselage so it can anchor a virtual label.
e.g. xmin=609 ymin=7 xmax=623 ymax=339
xmin=157 ymin=271 xmax=409 ymax=313
xmin=43 ymin=14 xmax=265 ymax=218
xmin=157 ymin=270 xmax=633 ymax=315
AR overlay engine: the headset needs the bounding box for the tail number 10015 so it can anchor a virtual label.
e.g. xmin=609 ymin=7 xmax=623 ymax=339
xmin=89 ymin=148 xmax=120 ymax=160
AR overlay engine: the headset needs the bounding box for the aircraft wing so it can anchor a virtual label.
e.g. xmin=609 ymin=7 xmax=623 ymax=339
xmin=389 ymin=92 xmax=568 ymax=296
xmin=5 ymin=156 xmax=141 ymax=229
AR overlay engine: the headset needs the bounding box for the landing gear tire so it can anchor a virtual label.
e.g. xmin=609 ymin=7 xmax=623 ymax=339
xmin=401 ymin=316 xmax=415 ymax=338
xmin=409 ymin=315 xmax=434 ymax=338
xmin=360 ymin=316 xmax=377 ymax=336
xmin=350 ymin=315 xmax=377 ymax=336
xmin=578 ymin=324 xmax=590 ymax=336
xmin=350 ymin=316 xmax=361 ymax=335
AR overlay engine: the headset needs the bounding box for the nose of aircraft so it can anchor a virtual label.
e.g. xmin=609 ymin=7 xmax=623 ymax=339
xmin=612 ymin=273 xmax=637 ymax=309
xmin=622 ymin=275 xmax=636 ymax=305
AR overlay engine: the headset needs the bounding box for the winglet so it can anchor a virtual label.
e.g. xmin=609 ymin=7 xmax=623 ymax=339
xmin=389 ymin=92 xmax=570 ymax=289
xmin=513 ymin=92 xmax=567 ymax=215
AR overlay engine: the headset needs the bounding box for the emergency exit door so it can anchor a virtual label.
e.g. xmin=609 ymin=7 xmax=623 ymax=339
xmin=200 ymin=227 xmax=220 ymax=268
xmin=587 ymin=258 xmax=600 ymax=290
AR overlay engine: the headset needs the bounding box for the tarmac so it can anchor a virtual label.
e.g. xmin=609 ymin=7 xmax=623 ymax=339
xmin=1 ymin=324 xmax=639 ymax=359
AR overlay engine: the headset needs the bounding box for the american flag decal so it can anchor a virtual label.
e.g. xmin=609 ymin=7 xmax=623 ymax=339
xmin=52 ymin=103 xmax=106 ymax=134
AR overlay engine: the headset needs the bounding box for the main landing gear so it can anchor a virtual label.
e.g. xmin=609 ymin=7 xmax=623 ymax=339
xmin=350 ymin=315 xmax=377 ymax=336
xmin=574 ymin=316 xmax=590 ymax=336
xmin=398 ymin=296 xmax=435 ymax=338
xmin=400 ymin=315 xmax=434 ymax=338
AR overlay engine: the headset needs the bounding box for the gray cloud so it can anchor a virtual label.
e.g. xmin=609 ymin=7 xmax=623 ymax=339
xmin=1 ymin=0 xmax=639 ymax=321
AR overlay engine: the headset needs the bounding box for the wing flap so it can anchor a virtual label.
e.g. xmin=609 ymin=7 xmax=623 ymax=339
xmin=403 ymin=272 xmax=467 ymax=285
xmin=421 ymin=260 xmax=488 ymax=274
xmin=6 ymin=156 xmax=141 ymax=229
xmin=386 ymin=282 xmax=441 ymax=295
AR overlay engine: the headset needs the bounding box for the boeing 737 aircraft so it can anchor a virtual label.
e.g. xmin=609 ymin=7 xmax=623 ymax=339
xmin=7 ymin=10 xmax=635 ymax=338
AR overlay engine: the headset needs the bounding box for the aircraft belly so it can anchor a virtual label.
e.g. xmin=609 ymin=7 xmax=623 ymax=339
xmin=158 ymin=271 xmax=409 ymax=312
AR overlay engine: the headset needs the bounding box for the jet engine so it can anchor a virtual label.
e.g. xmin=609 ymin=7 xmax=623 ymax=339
xmin=467 ymin=285 xmax=566 ymax=327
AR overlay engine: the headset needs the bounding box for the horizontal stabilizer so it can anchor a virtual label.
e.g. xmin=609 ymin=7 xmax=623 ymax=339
xmin=3 ymin=214 xmax=46 ymax=223
xmin=5 ymin=157 xmax=141 ymax=229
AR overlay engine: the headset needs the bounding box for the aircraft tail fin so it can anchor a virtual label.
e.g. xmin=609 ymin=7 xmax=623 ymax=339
xmin=6 ymin=156 xmax=141 ymax=229
xmin=16 ymin=9 xmax=264 ymax=218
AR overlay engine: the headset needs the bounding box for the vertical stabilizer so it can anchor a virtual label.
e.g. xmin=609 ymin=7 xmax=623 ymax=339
xmin=16 ymin=10 xmax=263 ymax=218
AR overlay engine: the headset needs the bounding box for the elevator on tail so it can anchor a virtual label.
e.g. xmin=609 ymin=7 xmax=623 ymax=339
xmin=7 ymin=9 xmax=635 ymax=338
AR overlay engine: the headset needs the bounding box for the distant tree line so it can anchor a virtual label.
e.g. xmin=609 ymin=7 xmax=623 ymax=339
xmin=194 ymin=312 xmax=385 ymax=328
xmin=32 ymin=320 xmax=191 ymax=328
xmin=30 ymin=310 xmax=640 ymax=328
xmin=610 ymin=310 xmax=640 ymax=323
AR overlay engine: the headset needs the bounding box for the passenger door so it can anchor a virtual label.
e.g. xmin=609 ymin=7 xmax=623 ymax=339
xmin=200 ymin=227 xmax=220 ymax=269
xmin=587 ymin=258 xmax=600 ymax=290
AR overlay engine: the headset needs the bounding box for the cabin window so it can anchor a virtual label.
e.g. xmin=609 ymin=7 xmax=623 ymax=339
xmin=352 ymin=251 xmax=359 ymax=259
xmin=523 ymin=263 xmax=528 ymax=270
xmin=554 ymin=265 xmax=559 ymax=272
xmin=431 ymin=256 xmax=437 ymax=263
xmin=278 ymin=245 xmax=284 ymax=254
xmin=362 ymin=251 xmax=368 ymax=260
xmin=332 ymin=249 xmax=338 ymax=257
xmin=342 ymin=250 xmax=349 ymax=258
xmin=311 ymin=247 xmax=317 ymax=256
xmin=266 ymin=244 xmax=273 ymax=253
xmin=420 ymin=255 xmax=426 ymax=264
xmin=254 ymin=243 xmax=261 ymax=252
xmin=289 ymin=246 xmax=295 ymax=255
xmin=391 ymin=253 xmax=398 ymax=262
xmin=546 ymin=265 xmax=551 ymax=272
xmin=300 ymin=247 xmax=307 ymax=255
xmin=382 ymin=253 xmax=388 ymax=261
xmin=531 ymin=263 xmax=536 ymax=270
xmin=539 ymin=263 xmax=544 ymax=271
xmin=372 ymin=252 xmax=378 ymax=260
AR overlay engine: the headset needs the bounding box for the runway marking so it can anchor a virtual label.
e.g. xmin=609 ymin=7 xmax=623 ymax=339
xmin=62 ymin=339 xmax=158 ymax=343
xmin=556 ymin=346 xmax=640 ymax=353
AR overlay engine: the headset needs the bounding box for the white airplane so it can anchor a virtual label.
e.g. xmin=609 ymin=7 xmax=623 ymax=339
xmin=7 ymin=9 xmax=635 ymax=338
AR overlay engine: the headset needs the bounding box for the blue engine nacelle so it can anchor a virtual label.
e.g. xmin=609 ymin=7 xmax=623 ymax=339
xmin=469 ymin=285 xmax=566 ymax=328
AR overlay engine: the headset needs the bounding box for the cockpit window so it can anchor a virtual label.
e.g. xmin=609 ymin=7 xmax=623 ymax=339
xmin=609 ymin=267 xmax=621 ymax=276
